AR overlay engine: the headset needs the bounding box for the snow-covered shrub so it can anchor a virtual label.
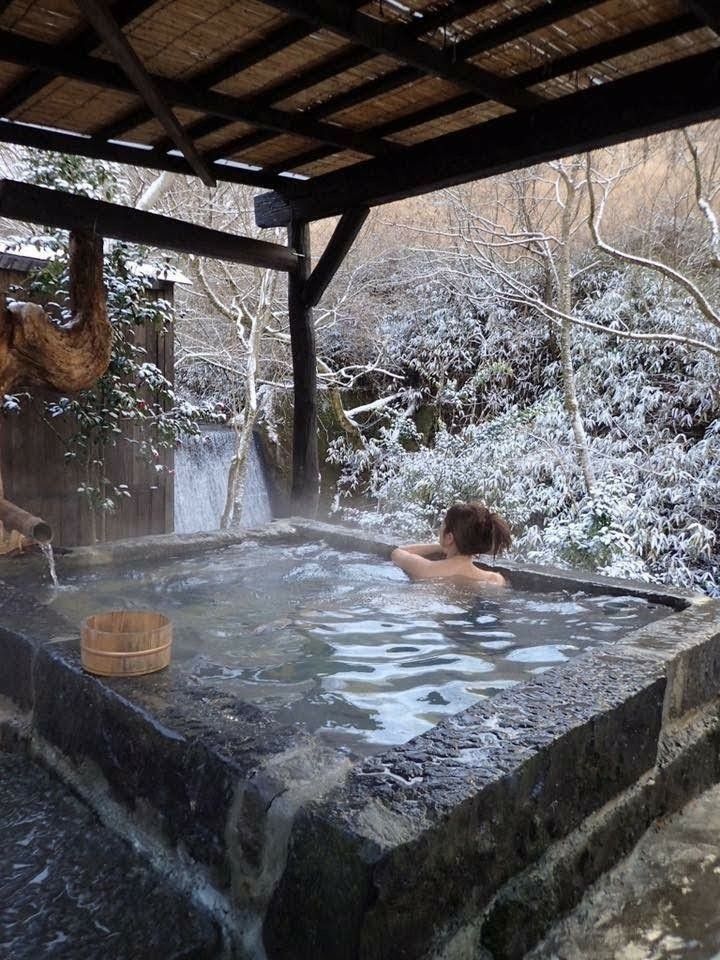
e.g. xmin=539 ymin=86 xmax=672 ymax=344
xmin=330 ymin=265 xmax=720 ymax=596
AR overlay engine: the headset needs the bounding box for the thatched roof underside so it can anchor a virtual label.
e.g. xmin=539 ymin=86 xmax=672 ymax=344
xmin=0 ymin=0 xmax=717 ymax=222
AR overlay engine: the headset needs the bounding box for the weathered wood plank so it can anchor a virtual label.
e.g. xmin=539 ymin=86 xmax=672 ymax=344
xmin=0 ymin=180 xmax=299 ymax=272
xmin=74 ymin=0 xmax=216 ymax=187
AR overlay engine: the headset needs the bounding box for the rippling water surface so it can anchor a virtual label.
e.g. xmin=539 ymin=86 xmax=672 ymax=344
xmin=44 ymin=541 xmax=671 ymax=753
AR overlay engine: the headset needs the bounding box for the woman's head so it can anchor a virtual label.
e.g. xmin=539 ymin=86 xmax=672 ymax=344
xmin=441 ymin=502 xmax=511 ymax=557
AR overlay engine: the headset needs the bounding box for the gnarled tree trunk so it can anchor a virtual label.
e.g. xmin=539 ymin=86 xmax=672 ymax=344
xmin=0 ymin=229 xmax=111 ymax=395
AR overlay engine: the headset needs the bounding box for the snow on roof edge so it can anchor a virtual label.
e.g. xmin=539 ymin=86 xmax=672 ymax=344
xmin=0 ymin=242 xmax=192 ymax=285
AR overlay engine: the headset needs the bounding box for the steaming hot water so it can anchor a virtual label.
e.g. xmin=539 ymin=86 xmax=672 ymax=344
xmin=42 ymin=540 xmax=670 ymax=753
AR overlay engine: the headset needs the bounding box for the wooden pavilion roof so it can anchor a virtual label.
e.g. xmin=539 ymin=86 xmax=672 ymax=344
xmin=0 ymin=0 xmax=718 ymax=227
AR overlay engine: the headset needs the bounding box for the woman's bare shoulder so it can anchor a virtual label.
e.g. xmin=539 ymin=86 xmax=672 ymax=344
xmin=470 ymin=567 xmax=508 ymax=587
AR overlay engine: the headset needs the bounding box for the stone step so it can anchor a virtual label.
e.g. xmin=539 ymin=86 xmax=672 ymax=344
xmin=0 ymin=750 xmax=221 ymax=960
xmin=528 ymin=783 xmax=720 ymax=959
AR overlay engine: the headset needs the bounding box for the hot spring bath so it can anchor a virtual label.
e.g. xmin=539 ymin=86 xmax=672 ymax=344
xmin=1 ymin=519 xmax=718 ymax=960
xmin=31 ymin=537 xmax=669 ymax=753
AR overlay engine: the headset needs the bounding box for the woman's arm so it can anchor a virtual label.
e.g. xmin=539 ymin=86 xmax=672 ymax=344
xmin=395 ymin=543 xmax=445 ymax=558
xmin=391 ymin=548 xmax=447 ymax=580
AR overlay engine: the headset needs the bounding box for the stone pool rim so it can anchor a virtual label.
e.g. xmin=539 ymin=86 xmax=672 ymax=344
xmin=1 ymin=519 xmax=718 ymax=960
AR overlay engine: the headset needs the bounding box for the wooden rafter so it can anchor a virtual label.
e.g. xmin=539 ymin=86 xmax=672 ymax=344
xmin=0 ymin=179 xmax=299 ymax=272
xmin=0 ymin=0 xmax=155 ymax=118
xmin=255 ymin=48 xmax=720 ymax=226
xmin=0 ymin=119 xmax=295 ymax=192
xmin=0 ymin=30 xmax=394 ymax=160
xmin=255 ymin=0 xmax=544 ymax=112
xmin=458 ymin=0 xmax=604 ymax=58
xmin=206 ymin=0 xmax=605 ymax=170
xmin=149 ymin=0 xmax=501 ymax=160
xmin=93 ymin=15 xmax=342 ymax=144
xmin=267 ymin=11 xmax=700 ymax=176
xmin=175 ymin=0 xmax=504 ymax=157
xmin=73 ymin=0 xmax=216 ymax=187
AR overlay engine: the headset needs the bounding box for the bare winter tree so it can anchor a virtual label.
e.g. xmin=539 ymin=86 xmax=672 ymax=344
xmin=430 ymin=160 xmax=597 ymax=493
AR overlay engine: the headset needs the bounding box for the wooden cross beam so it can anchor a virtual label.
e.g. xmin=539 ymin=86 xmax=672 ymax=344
xmin=73 ymin=0 xmax=216 ymax=187
xmin=0 ymin=119 xmax=292 ymax=192
xmin=268 ymin=10 xmax=699 ymax=177
xmin=160 ymin=0 xmax=511 ymax=166
xmin=205 ymin=0 xmax=604 ymax=174
xmin=0 ymin=0 xmax=155 ymax=117
xmin=0 ymin=180 xmax=298 ymax=272
xmin=0 ymin=30 xmax=393 ymax=161
xmin=94 ymin=0 xmax=372 ymax=147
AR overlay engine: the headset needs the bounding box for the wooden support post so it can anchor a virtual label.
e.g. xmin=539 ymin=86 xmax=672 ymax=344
xmin=288 ymin=220 xmax=319 ymax=516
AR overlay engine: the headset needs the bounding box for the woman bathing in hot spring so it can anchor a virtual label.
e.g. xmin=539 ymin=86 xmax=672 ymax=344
xmin=391 ymin=502 xmax=511 ymax=587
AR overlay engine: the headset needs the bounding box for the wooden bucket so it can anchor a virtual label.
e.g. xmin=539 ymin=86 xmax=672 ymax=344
xmin=81 ymin=610 xmax=172 ymax=677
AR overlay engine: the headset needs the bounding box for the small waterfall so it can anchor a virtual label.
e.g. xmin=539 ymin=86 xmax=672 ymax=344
xmin=174 ymin=427 xmax=272 ymax=534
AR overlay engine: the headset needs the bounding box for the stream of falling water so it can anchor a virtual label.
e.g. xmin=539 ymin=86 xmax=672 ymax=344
xmin=39 ymin=542 xmax=59 ymax=588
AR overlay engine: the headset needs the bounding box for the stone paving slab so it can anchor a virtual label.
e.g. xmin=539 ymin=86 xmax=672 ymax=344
xmin=528 ymin=782 xmax=720 ymax=960
xmin=0 ymin=751 xmax=221 ymax=960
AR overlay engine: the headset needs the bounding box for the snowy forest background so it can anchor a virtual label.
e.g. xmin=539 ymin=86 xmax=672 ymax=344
xmin=1 ymin=119 xmax=718 ymax=595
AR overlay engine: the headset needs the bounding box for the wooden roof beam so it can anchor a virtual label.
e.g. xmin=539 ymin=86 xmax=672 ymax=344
xmin=0 ymin=0 xmax=155 ymax=118
xmin=153 ymin=0 xmax=500 ymax=160
xmin=255 ymin=0 xmax=544 ymax=111
xmin=73 ymin=0 xmax=216 ymax=187
xmin=0 ymin=30 xmax=393 ymax=159
xmin=95 ymin=15 xmax=339 ymax=143
xmin=255 ymin=48 xmax=720 ymax=226
xmin=0 ymin=179 xmax=298 ymax=271
xmin=457 ymin=0 xmax=607 ymax=58
xmin=208 ymin=0 xmax=605 ymax=170
xmin=0 ymin=119 xmax=296 ymax=192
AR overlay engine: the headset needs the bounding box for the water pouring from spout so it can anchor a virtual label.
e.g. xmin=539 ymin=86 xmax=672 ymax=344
xmin=0 ymin=496 xmax=58 ymax=585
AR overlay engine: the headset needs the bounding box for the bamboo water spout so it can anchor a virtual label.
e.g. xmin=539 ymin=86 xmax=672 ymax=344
xmin=0 ymin=497 xmax=52 ymax=543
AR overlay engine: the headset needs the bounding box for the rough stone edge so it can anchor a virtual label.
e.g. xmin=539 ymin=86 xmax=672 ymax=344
xmin=0 ymin=595 xmax=350 ymax=960
xmin=437 ymin=701 xmax=720 ymax=960
xmin=0 ymin=519 xmax=302 ymax=579
xmin=257 ymin=524 xmax=720 ymax=959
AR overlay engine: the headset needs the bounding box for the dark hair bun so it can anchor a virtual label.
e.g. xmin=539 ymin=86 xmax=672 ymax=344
xmin=443 ymin=502 xmax=511 ymax=556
